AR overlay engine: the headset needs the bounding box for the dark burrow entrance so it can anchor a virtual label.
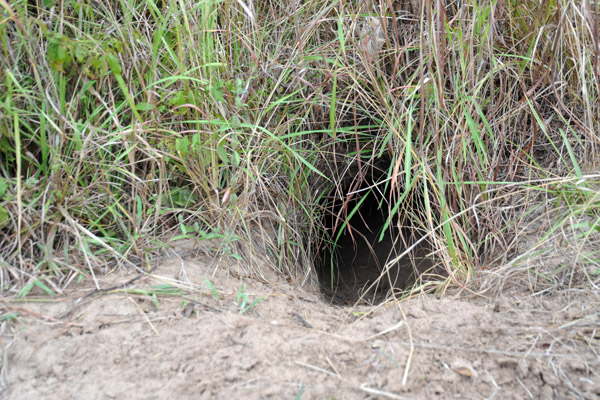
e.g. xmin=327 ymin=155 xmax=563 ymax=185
xmin=317 ymin=162 xmax=434 ymax=305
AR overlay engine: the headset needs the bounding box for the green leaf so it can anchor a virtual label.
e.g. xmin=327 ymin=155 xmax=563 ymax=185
xmin=34 ymin=279 xmax=55 ymax=296
xmin=204 ymin=278 xmax=220 ymax=300
xmin=136 ymin=194 xmax=143 ymax=226
xmin=210 ymin=82 xmax=224 ymax=102
xmin=337 ymin=12 xmax=346 ymax=54
xmin=0 ymin=313 xmax=18 ymax=322
xmin=18 ymin=282 xmax=34 ymax=298
xmin=217 ymin=139 xmax=229 ymax=163
xmin=135 ymin=102 xmax=154 ymax=112
xmin=559 ymin=128 xmax=583 ymax=178
xmin=0 ymin=205 xmax=8 ymax=228
xmin=106 ymin=53 xmax=122 ymax=76
xmin=47 ymin=35 xmax=72 ymax=72
xmin=0 ymin=178 xmax=6 ymax=197
xmin=240 ymin=296 xmax=264 ymax=315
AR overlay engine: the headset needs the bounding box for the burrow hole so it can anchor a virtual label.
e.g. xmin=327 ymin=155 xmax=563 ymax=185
xmin=317 ymin=158 xmax=434 ymax=305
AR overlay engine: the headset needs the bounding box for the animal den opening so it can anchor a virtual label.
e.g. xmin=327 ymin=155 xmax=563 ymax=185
xmin=318 ymin=170 xmax=434 ymax=305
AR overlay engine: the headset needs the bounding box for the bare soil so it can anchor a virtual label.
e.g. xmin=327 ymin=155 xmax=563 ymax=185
xmin=2 ymin=250 xmax=599 ymax=399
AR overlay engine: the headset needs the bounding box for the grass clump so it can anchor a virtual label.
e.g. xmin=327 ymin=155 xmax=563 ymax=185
xmin=0 ymin=0 xmax=598 ymax=299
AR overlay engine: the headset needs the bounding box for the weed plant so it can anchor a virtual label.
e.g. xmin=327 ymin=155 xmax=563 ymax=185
xmin=0 ymin=0 xmax=598 ymax=297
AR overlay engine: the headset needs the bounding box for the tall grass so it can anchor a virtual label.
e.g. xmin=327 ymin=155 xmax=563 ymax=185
xmin=0 ymin=0 xmax=598 ymax=297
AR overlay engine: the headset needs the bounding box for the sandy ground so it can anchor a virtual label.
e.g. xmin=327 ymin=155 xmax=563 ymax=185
xmin=1 ymin=251 xmax=599 ymax=399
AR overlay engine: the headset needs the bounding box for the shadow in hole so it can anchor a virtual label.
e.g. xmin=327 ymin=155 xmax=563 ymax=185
xmin=319 ymin=189 xmax=433 ymax=305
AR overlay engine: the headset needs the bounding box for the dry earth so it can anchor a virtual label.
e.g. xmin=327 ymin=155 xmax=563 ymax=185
xmin=1 ymin=247 xmax=599 ymax=399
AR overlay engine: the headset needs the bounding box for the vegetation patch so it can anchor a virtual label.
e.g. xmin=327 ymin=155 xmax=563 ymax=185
xmin=0 ymin=0 xmax=598 ymax=303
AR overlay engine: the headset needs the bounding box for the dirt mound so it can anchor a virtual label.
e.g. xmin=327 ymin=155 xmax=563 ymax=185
xmin=2 ymin=254 xmax=599 ymax=399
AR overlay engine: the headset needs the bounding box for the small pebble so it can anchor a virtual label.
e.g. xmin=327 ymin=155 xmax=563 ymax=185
xmin=541 ymin=370 xmax=560 ymax=388
xmin=516 ymin=359 xmax=529 ymax=379
xmin=539 ymin=384 xmax=554 ymax=398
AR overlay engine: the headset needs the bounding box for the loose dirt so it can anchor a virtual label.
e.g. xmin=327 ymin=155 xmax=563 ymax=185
xmin=2 ymin=250 xmax=599 ymax=399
